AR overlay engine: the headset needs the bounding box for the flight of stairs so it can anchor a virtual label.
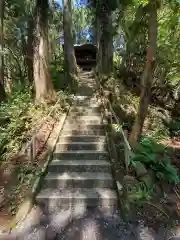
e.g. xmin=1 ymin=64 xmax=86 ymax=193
xmin=36 ymin=95 xmax=118 ymax=215
xmin=36 ymin=72 xmax=119 ymax=220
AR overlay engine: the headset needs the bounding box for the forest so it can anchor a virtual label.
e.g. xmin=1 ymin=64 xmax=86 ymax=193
xmin=0 ymin=0 xmax=180 ymax=234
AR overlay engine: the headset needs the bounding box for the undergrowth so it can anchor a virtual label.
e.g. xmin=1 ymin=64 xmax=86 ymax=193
xmin=0 ymin=87 xmax=34 ymax=163
xmin=0 ymin=86 xmax=69 ymax=164
xmin=0 ymin=85 xmax=70 ymax=215
xmin=104 ymin=75 xmax=180 ymax=209
xmin=130 ymin=137 xmax=179 ymax=184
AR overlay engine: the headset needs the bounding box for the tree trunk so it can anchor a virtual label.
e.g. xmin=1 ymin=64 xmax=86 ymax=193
xmin=0 ymin=0 xmax=5 ymax=101
xmin=63 ymin=0 xmax=77 ymax=86
xmin=120 ymin=5 xmax=147 ymax=72
xmin=33 ymin=0 xmax=56 ymax=104
xmin=27 ymin=17 xmax=34 ymax=83
xmin=93 ymin=15 xmax=101 ymax=47
xmin=129 ymin=1 xmax=158 ymax=149
xmin=98 ymin=9 xmax=113 ymax=76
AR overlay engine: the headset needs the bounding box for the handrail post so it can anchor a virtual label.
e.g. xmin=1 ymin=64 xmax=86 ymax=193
xmin=99 ymin=82 xmax=131 ymax=174
xmin=32 ymin=136 xmax=36 ymax=160
xmin=124 ymin=130 xmax=129 ymax=173
xmin=30 ymin=141 xmax=33 ymax=162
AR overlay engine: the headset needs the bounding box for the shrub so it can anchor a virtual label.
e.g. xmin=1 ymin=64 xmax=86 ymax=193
xmin=129 ymin=136 xmax=179 ymax=184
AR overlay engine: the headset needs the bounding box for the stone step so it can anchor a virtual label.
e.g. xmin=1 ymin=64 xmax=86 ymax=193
xmin=75 ymin=102 xmax=100 ymax=107
xmin=69 ymin=110 xmax=102 ymax=117
xmin=36 ymin=188 xmax=118 ymax=213
xmin=48 ymin=159 xmax=111 ymax=173
xmin=72 ymin=97 xmax=100 ymax=106
xmin=44 ymin=172 xmax=114 ymax=188
xmin=70 ymin=95 xmax=95 ymax=101
xmin=58 ymin=135 xmax=106 ymax=143
xmin=53 ymin=150 xmax=109 ymax=160
xmin=55 ymin=142 xmax=107 ymax=151
xmin=65 ymin=116 xmax=104 ymax=125
xmin=69 ymin=113 xmax=103 ymax=118
xmin=70 ymin=106 xmax=100 ymax=114
xmin=61 ymin=125 xmax=105 ymax=135
xmin=64 ymin=121 xmax=103 ymax=127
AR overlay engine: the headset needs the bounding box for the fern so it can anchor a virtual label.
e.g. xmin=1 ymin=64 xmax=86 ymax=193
xmin=129 ymin=136 xmax=179 ymax=184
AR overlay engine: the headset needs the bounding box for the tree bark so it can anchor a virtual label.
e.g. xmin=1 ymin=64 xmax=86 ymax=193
xmin=98 ymin=8 xmax=113 ymax=76
xmin=93 ymin=14 xmax=101 ymax=47
xmin=27 ymin=17 xmax=34 ymax=83
xmin=129 ymin=0 xmax=158 ymax=149
xmin=0 ymin=0 xmax=6 ymax=101
xmin=33 ymin=0 xmax=56 ymax=104
xmin=63 ymin=0 xmax=77 ymax=86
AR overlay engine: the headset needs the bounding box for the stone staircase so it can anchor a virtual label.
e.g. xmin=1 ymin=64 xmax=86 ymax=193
xmin=35 ymin=72 xmax=135 ymax=239
xmin=36 ymin=96 xmax=118 ymax=213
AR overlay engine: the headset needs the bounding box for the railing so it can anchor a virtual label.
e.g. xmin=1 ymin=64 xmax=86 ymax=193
xmin=22 ymin=93 xmax=68 ymax=163
xmin=98 ymin=81 xmax=132 ymax=173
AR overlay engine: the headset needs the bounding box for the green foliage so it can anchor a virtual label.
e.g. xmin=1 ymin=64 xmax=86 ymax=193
xmin=113 ymin=54 xmax=121 ymax=70
xmin=167 ymin=117 xmax=180 ymax=137
xmin=128 ymin=182 xmax=154 ymax=202
xmin=129 ymin=137 xmax=179 ymax=184
xmin=8 ymin=162 xmax=41 ymax=215
xmin=0 ymin=84 xmax=71 ymax=164
xmin=50 ymin=61 xmax=68 ymax=91
xmin=0 ymin=88 xmax=32 ymax=161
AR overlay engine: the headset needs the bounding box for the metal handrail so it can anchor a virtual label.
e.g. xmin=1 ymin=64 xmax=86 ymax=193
xmin=22 ymin=92 xmax=69 ymax=162
xmin=98 ymin=82 xmax=131 ymax=172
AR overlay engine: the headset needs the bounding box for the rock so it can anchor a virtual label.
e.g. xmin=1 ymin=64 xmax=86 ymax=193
xmin=166 ymin=225 xmax=180 ymax=240
xmin=116 ymin=181 xmax=123 ymax=194
xmin=163 ymin=203 xmax=177 ymax=216
xmin=122 ymin=175 xmax=139 ymax=193
xmin=155 ymin=185 xmax=163 ymax=197
xmin=123 ymin=175 xmax=138 ymax=185
xmin=140 ymin=175 xmax=153 ymax=187
xmin=165 ymin=193 xmax=178 ymax=205
xmin=135 ymin=221 xmax=158 ymax=240
xmin=134 ymin=162 xmax=147 ymax=177
xmin=162 ymin=193 xmax=180 ymax=217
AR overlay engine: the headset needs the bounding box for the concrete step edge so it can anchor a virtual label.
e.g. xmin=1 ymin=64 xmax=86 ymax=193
xmin=54 ymin=150 xmax=108 ymax=154
xmin=56 ymin=142 xmax=106 ymax=144
xmin=36 ymin=188 xmax=117 ymax=199
xmin=45 ymin=172 xmax=113 ymax=180
xmin=50 ymin=159 xmax=111 ymax=166
xmin=58 ymin=135 xmax=106 ymax=138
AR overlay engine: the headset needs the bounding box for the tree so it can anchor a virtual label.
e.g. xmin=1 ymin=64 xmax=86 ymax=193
xmin=63 ymin=0 xmax=77 ymax=87
xmin=120 ymin=4 xmax=148 ymax=73
xmin=26 ymin=16 xmax=34 ymax=83
xmin=0 ymin=0 xmax=6 ymax=101
xmin=129 ymin=0 xmax=158 ymax=148
xmin=98 ymin=6 xmax=113 ymax=75
xmin=72 ymin=3 xmax=92 ymax=44
xmin=4 ymin=0 xmax=35 ymax=87
xmin=90 ymin=0 xmax=125 ymax=76
xmin=33 ymin=0 xmax=56 ymax=104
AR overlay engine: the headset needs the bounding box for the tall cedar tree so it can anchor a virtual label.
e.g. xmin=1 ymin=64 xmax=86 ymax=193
xmin=0 ymin=0 xmax=6 ymax=101
xmin=63 ymin=0 xmax=77 ymax=87
xmin=33 ymin=0 xmax=56 ymax=104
